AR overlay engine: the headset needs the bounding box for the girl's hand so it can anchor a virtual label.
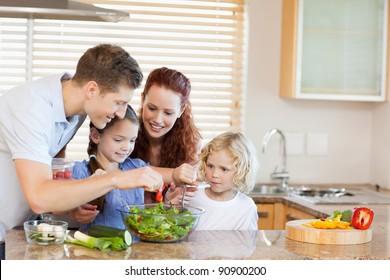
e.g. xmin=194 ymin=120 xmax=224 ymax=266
xmin=172 ymin=163 xmax=197 ymax=185
xmin=164 ymin=182 xmax=198 ymax=205
xmin=68 ymin=204 xmax=99 ymax=224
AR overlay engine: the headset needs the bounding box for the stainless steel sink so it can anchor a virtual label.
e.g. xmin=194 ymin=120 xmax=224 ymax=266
xmin=250 ymin=184 xmax=288 ymax=195
xmin=291 ymin=188 xmax=390 ymax=205
xmin=250 ymin=184 xmax=390 ymax=204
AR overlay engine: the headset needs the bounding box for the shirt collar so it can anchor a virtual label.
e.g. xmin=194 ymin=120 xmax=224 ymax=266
xmin=52 ymin=72 xmax=72 ymax=123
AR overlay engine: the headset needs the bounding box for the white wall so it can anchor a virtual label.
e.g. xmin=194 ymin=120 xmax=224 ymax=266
xmin=371 ymin=101 xmax=390 ymax=189
xmin=245 ymin=0 xmax=389 ymax=188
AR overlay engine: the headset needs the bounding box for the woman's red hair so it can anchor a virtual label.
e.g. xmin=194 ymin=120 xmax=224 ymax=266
xmin=132 ymin=67 xmax=202 ymax=168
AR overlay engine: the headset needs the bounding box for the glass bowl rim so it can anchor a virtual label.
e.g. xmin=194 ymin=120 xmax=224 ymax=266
xmin=23 ymin=220 xmax=68 ymax=228
xmin=117 ymin=203 xmax=205 ymax=216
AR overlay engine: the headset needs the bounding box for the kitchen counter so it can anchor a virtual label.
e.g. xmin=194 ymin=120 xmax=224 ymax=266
xmin=5 ymin=202 xmax=390 ymax=260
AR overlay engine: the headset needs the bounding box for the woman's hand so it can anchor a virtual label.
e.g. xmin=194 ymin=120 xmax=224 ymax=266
xmin=68 ymin=204 xmax=99 ymax=224
xmin=164 ymin=182 xmax=198 ymax=205
xmin=172 ymin=163 xmax=197 ymax=185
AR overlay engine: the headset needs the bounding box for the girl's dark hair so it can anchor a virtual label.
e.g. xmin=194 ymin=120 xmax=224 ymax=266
xmin=87 ymin=105 xmax=139 ymax=211
xmin=132 ymin=67 xmax=202 ymax=168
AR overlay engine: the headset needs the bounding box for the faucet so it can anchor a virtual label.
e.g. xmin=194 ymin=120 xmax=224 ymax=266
xmin=262 ymin=128 xmax=289 ymax=189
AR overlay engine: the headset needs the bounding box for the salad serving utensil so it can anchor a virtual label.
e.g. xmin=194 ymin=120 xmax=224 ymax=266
xmin=181 ymin=185 xmax=187 ymax=209
xmin=114 ymin=190 xmax=130 ymax=210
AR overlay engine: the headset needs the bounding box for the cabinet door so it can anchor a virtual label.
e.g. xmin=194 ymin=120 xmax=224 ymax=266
xmin=285 ymin=206 xmax=317 ymax=221
xmin=273 ymin=203 xmax=287 ymax=230
xmin=256 ymin=204 xmax=274 ymax=230
xmin=280 ymin=0 xmax=390 ymax=101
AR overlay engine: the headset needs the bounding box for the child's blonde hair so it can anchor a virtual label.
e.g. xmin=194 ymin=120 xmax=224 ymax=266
xmin=197 ymin=132 xmax=259 ymax=194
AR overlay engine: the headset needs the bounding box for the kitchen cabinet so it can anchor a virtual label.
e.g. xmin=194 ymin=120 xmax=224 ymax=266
xmin=285 ymin=205 xmax=317 ymax=221
xmin=256 ymin=202 xmax=316 ymax=230
xmin=257 ymin=204 xmax=274 ymax=229
xmin=273 ymin=203 xmax=287 ymax=229
xmin=280 ymin=0 xmax=390 ymax=101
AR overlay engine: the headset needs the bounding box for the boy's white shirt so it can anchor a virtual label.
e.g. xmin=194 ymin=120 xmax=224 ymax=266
xmin=189 ymin=187 xmax=258 ymax=230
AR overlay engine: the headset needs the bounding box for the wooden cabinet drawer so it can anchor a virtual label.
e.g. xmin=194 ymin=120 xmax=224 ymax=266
xmin=257 ymin=204 xmax=274 ymax=230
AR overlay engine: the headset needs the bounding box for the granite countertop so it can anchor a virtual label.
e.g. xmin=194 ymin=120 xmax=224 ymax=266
xmin=5 ymin=202 xmax=390 ymax=260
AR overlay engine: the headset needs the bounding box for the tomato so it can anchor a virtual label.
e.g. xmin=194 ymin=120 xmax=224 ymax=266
xmin=56 ymin=171 xmax=64 ymax=179
xmin=64 ymin=169 xmax=72 ymax=179
xmin=53 ymin=169 xmax=72 ymax=180
xmin=155 ymin=184 xmax=168 ymax=202
xmin=156 ymin=191 xmax=163 ymax=202
xmin=351 ymin=207 xmax=374 ymax=230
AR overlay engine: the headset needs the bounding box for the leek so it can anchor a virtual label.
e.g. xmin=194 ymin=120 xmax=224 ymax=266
xmin=73 ymin=231 xmax=111 ymax=250
xmin=98 ymin=237 xmax=129 ymax=251
xmin=65 ymin=234 xmax=96 ymax=249
xmin=65 ymin=231 xmax=130 ymax=251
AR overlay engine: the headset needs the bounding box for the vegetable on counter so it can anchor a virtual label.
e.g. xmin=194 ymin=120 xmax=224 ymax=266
xmin=302 ymin=208 xmax=374 ymax=230
xmin=351 ymin=207 xmax=374 ymax=230
xmin=87 ymin=225 xmax=132 ymax=246
xmin=28 ymin=223 xmax=65 ymax=243
xmin=65 ymin=230 xmax=130 ymax=251
xmin=328 ymin=209 xmax=352 ymax=223
xmin=303 ymin=212 xmax=351 ymax=230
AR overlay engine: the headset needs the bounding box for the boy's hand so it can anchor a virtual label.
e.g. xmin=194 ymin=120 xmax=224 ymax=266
xmin=164 ymin=182 xmax=198 ymax=205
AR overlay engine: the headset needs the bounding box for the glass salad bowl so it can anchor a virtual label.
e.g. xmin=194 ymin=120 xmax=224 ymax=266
xmin=117 ymin=203 xmax=205 ymax=243
xmin=24 ymin=220 xmax=68 ymax=245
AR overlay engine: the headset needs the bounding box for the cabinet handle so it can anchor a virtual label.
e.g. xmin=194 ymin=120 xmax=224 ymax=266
xmin=286 ymin=214 xmax=299 ymax=221
xmin=258 ymin=211 xmax=269 ymax=218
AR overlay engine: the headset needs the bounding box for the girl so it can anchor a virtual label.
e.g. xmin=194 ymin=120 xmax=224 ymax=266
xmin=70 ymin=105 xmax=146 ymax=230
xmin=189 ymin=132 xmax=259 ymax=230
xmin=132 ymin=67 xmax=202 ymax=204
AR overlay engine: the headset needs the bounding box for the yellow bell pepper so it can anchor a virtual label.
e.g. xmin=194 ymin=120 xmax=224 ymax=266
xmin=303 ymin=214 xmax=352 ymax=230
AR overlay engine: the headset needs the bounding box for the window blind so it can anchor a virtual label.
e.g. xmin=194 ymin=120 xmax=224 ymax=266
xmin=0 ymin=0 xmax=246 ymax=160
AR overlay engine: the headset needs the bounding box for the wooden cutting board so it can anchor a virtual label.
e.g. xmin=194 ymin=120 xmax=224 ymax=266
xmin=285 ymin=219 xmax=372 ymax=245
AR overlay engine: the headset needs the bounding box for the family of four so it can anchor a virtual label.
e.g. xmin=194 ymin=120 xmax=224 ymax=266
xmin=0 ymin=44 xmax=259 ymax=260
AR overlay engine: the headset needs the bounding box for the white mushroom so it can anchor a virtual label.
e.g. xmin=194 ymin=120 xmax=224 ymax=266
xmin=37 ymin=223 xmax=52 ymax=237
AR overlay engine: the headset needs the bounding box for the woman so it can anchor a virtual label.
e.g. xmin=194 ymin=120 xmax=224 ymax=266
xmin=132 ymin=67 xmax=202 ymax=203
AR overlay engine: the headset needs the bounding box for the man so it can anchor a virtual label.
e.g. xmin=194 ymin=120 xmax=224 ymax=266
xmin=0 ymin=44 xmax=164 ymax=259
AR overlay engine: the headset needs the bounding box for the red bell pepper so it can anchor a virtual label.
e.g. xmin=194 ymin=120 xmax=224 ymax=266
xmin=155 ymin=184 xmax=168 ymax=202
xmin=351 ymin=207 xmax=374 ymax=230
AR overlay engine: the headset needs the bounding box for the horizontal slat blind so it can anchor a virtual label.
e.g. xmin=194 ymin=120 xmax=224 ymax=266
xmin=0 ymin=0 xmax=246 ymax=160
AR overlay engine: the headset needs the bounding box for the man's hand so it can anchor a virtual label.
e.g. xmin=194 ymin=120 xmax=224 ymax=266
xmin=119 ymin=166 xmax=163 ymax=193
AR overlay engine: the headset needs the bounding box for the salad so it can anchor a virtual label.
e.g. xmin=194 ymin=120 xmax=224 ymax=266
xmin=124 ymin=203 xmax=196 ymax=242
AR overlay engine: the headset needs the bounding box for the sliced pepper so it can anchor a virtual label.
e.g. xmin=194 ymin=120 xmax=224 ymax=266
xmin=351 ymin=207 xmax=374 ymax=230
xmin=303 ymin=214 xmax=351 ymax=230
xmin=155 ymin=184 xmax=168 ymax=202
